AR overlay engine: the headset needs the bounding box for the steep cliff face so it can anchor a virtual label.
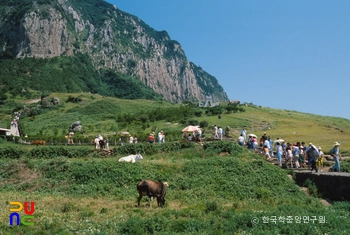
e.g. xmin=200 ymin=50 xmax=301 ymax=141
xmin=0 ymin=0 xmax=228 ymax=103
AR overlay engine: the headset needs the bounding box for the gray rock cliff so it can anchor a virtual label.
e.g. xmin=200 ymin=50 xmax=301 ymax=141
xmin=0 ymin=0 xmax=229 ymax=103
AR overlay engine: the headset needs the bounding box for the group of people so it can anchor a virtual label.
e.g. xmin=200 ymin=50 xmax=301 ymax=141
xmin=183 ymin=129 xmax=202 ymax=142
xmin=94 ymin=134 xmax=109 ymax=150
xmin=119 ymin=134 xmax=137 ymax=145
xmin=238 ymin=128 xmax=342 ymax=172
xmin=129 ymin=135 xmax=138 ymax=144
xmin=148 ymin=131 xmax=165 ymax=144
xmin=213 ymin=125 xmax=224 ymax=140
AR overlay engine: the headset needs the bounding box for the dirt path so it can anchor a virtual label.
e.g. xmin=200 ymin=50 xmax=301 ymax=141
xmin=25 ymin=98 xmax=41 ymax=104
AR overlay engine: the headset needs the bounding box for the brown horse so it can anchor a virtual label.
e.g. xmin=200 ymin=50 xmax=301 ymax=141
xmin=32 ymin=140 xmax=46 ymax=147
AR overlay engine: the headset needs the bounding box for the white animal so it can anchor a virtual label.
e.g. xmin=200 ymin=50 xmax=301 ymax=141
xmin=118 ymin=154 xmax=143 ymax=163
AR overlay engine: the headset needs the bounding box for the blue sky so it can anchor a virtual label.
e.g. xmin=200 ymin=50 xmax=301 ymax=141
xmin=106 ymin=0 xmax=350 ymax=120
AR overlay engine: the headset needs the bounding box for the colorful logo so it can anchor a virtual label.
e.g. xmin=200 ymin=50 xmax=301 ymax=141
xmin=9 ymin=202 xmax=35 ymax=226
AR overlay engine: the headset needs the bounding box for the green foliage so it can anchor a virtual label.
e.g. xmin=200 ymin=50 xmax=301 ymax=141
xmin=26 ymin=146 xmax=92 ymax=159
xmin=191 ymin=62 xmax=228 ymax=101
xmin=0 ymin=100 xmax=23 ymax=114
xmin=0 ymin=87 xmax=7 ymax=105
xmin=68 ymin=0 xmax=113 ymax=27
xmin=199 ymin=120 xmax=209 ymax=128
xmin=224 ymin=103 xmax=245 ymax=113
xmin=61 ymin=202 xmax=78 ymax=213
xmin=101 ymin=69 xmax=163 ymax=100
xmin=117 ymin=142 xmax=195 ymax=155
xmin=186 ymin=119 xmax=199 ymax=126
xmin=0 ymin=54 xmax=162 ymax=101
xmin=303 ymin=178 xmax=319 ymax=197
xmin=0 ymin=0 xmax=32 ymax=26
xmin=0 ymin=146 xmax=26 ymax=158
xmin=0 ymin=143 xmax=350 ymax=234
xmin=205 ymin=106 xmax=224 ymax=116
xmin=203 ymin=141 xmax=244 ymax=154
xmin=66 ymin=95 xmax=82 ymax=103
xmin=205 ymin=201 xmax=219 ymax=213
xmin=340 ymin=159 xmax=350 ymax=173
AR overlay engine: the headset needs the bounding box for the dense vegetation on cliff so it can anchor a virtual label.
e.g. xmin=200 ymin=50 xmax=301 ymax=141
xmin=0 ymin=54 xmax=163 ymax=100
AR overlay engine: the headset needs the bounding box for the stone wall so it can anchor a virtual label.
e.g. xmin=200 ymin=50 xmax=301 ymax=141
xmin=295 ymin=172 xmax=350 ymax=201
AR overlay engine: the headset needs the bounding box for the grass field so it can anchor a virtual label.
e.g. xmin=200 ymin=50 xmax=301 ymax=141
xmin=1 ymin=143 xmax=350 ymax=234
xmin=1 ymin=93 xmax=350 ymax=234
xmin=1 ymin=92 xmax=349 ymax=153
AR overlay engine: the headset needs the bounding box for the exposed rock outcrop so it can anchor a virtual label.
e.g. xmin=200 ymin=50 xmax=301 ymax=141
xmin=0 ymin=0 xmax=229 ymax=103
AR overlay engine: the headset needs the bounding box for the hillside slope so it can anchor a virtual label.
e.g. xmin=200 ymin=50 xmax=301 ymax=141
xmin=0 ymin=93 xmax=349 ymax=152
xmin=0 ymin=142 xmax=350 ymax=234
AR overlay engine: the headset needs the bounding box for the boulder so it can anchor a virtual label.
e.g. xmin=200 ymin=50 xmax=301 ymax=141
xmin=69 ymin=121 xmax=83 ymax=133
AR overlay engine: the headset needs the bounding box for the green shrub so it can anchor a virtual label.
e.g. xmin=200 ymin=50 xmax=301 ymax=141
xmin=303 ymin=178 xmax=319 ymax=197
xmin=200 ymin=120 xmax=208 ymax=128
xmin=61 ymin=202 xmax=78 ymax=213
xmin=0 ymin=146 xmax=26 ymax=158
xmin=203 ymin=141 xmax=243 ymax=154
xmin=205 ymin=201 xmax=218 ymax=213
xmin=26 ymin=146 xmax=92 ymax=158
xmin=117 ymin=142 xmax=195 ymax=155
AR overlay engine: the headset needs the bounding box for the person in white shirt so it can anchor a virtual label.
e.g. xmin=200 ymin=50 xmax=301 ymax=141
xmin=276 ymin=142 xmax=283 ymax=167
xmin=241 ymin=127 xmax=247 ymax=143
xmin=238 ymin=134 xmax=245 ymax=146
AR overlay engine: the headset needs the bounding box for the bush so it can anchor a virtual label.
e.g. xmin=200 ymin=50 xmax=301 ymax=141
xmin=200 ymin=120 xmax=208 ymax=128
xmin=205 ymin=201 xmax=218 ymax=213
xmin=66 ymin=95 xmax=82 ymax=103
xmin=0 ymin=147 xmax=26 ymax=158
xmin=303 ymin=178 xmax=319 ymax=197
xmin=187 ymin=119 xmax=199 ymax=126
xmin=203 ymin=141 xmax=243 ymax=154
xmin=117 ymin=142 xmax=195 ymax=155
xmin=26 ymin=147 xmax=92 ymax=158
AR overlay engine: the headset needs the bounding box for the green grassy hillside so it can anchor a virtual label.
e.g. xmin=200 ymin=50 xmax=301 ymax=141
xmin=1 ymin=93 xmax=350 ymax=234
xmin=1 ymin=142 xmax=350 ymax=234
xmin=1 ymin=92 xmax=349 ymax=153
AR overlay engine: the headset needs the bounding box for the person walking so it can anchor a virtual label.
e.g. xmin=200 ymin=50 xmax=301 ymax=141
xmin=292 ymin=143 xmax=300 ymax=168
xmin=330 ymin=142 xmax=341 ymax=172
xmin=264 ymin=145 xmax=271 ymax=161
xmin=149 ymin=133 xmax=155 ymax=144
xmin=158 ymin=131 xmax=163 ymax=143
xmin=317 ymin=147 xmax=325 ymax=171
xmin=214 ymin=125 xmax=219 ymax=139
xmin=299 ymin=146 xmax=305 ymax=168
xmin=307 ymin=143 xmax=319 ymax=173
xmin=105 ymin=136 xmax=109 ymax=149
xmin=241 ymin=127 xmax=247 ymax=144
xmin=238 ymin=134 xmax=245 ymax=146
xmin=260 ymin=132 xmax=268 ymax=147
xmin=218 ymin=127 xmax=223 ymax=140
xmin=268 ymin=136 xmax=274 ymax=157
xmin=276 ymin=142 xmax=283 ymax=167
xmin=161 ymin=131 xmax=165 ymax=143
xmin=285 ymin=145 xmax=293 ymax=168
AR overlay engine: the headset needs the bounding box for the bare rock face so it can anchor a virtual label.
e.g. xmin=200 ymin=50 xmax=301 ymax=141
xmin=69 ymin=121 xmax=83 ymax=133
xmin=18 ymin=9 xmax=73 ymax=58
xmin=0 ymin=0 xmax=229 ymax=103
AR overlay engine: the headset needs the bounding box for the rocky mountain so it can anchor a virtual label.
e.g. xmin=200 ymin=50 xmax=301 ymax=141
xmin=0 ymin=0 xmax=229 ymax=103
